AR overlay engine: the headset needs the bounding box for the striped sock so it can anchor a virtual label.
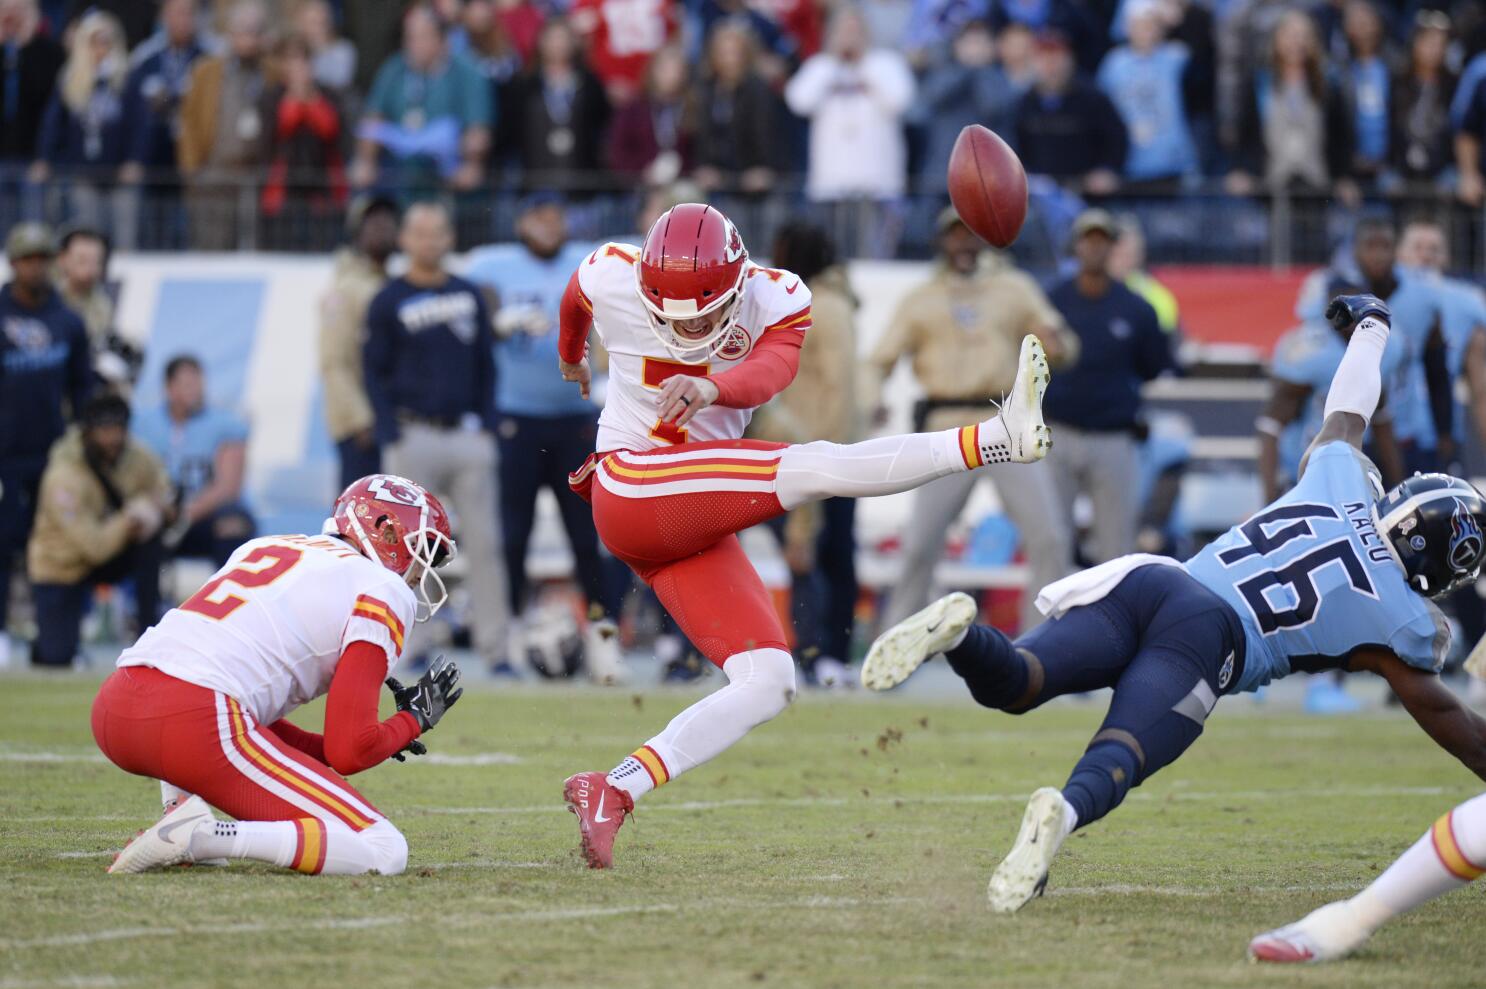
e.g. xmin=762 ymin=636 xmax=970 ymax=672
xmin=1349 ymin=796 xmax=1486 ymax=930
xmin=607 ymin=745 xmax=671 ymax=801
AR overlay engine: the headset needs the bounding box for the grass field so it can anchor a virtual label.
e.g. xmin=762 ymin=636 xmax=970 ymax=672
xmin=4 ymin=673 xmax=1486 ymax=989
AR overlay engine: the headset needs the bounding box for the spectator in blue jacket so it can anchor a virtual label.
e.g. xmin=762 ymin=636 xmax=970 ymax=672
xmin=0 ymin=222 xmax=92 ymax=667
xmin=121 ymin=0 xmax=213 ymax=190
xmin=1096 ymin=0 xmax=1197 ymax=187
xmin=364 ymin=200 xmax=508 ymax=669
xmin=1044 ymin=208 xmax=1176 ymax=564
xmin=1340 ymin=0 xmax=1391 ymax=186
xmin=131 ymin=355 xmax=255 ymax=567
xmin=30 ymin=11 xmax=137 ymax=249
xmin=1014 ymin=30 xmax=1128 ymax=195
xmin=912 ymin=20 xmax=1020 ymax=193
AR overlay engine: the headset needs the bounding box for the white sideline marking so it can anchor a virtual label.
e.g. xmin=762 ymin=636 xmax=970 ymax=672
xmin=0 ymin=751 xmax=107 ymax=764
xmin=0 ymin=978 xmax=134 ymax=988
xmin=413 ymin=783 xmax=1461 ymax=817
xmin=2 ymin=897 xmax=922 ymax=952
xmin=1050 ymin=882 xmax=1361 ymax=898
xmin=55 ymin=851 xmax=116 ymax=859
xmin=421 ymin=752 xmax=523 ymax=766
xmin=421 ymin=861 xmax=553 ymax=870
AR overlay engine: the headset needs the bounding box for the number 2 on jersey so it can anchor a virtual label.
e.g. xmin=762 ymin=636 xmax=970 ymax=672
xmin=180 ymin=545 xmax=304 ymax=621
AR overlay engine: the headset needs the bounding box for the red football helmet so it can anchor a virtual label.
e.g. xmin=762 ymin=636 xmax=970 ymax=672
xmin=326 ymin=474 xmax=457 ymax=620
xmin=635 ymin=203 xmax=748 ymax=362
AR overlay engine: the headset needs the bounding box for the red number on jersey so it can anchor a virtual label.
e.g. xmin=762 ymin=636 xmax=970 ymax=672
xmin=642 ymin=357 xmax=710 ymax=445
xmin=180 ymin=545 xmax=305 ymax=621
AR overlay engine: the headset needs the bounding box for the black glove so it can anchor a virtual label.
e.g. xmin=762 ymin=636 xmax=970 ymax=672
xmin=1325 ymin=294 xmax=1391 ymax=333
xmin=388 ymin=738 xmax=427 ymax=763
xmin=385 ymin=655 xmax=463 ymax=731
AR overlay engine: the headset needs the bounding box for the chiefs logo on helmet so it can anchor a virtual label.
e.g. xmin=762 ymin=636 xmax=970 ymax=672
xmin=326 ymin=474 xmax=457 ymax=621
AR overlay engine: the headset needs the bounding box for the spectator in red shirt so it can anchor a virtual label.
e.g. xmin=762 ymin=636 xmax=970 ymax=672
xmin=605 ymin=43 xmax=691 ymax=184
xmin=260 ymin=35 xmax=346 ymax=248
xmin=568 ymin=0 xmax=675 ymax=104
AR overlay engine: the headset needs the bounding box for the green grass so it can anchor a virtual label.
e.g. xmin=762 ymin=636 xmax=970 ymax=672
xmin=4 ymin=674 xmax=1486 ymax=988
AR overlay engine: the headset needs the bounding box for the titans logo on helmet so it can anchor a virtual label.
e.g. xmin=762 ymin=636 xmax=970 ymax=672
xmin=1448 ymin=497 xmax=1484 ymax=572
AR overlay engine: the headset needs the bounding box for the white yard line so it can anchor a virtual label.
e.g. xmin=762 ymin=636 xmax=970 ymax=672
xmin=412 ymin=783 xmax=1463 ymax=817
xmin=0 ymin=752 xmax=107 ymax=764
xmin=420 ymin=753 xmax=523 ymax=766
xmin=1050 ymin=882 xmax=1363 ymax=898
xmin=2 ymin=898 xmax=928 ymax=952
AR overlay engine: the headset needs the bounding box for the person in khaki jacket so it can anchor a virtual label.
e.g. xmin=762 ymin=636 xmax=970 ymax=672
xmin=26 ymin=395 xmax=172 ymax=667
xmin=749 ymin=222 xmax=861 ymax=687
xmin=320 ymin=195 xmax=399 ymax=489
xmin=177 ymin=0 xmax=274 ymax=250
xmin=872 ymin=208 xmax=1080 ymax=633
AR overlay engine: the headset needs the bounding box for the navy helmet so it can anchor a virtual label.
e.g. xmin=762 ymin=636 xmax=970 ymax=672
xmin=1377 ymin=474 xmax=1486 ymax=598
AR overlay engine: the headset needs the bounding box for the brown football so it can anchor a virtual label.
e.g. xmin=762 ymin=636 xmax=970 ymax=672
xmin=946 ymin=125 xmax=1028 ymax=248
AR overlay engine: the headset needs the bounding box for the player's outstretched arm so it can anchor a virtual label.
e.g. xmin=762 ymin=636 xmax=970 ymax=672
xmin=1301 ymin=294 xmax=1392 ymax=470
xmin=557 ymin=269 xmax=593 ymax=398
xmin=1353 ymin=649 xmax=1486 ymax=782
xmin=322 ymin=641 xmax=424 ymax=775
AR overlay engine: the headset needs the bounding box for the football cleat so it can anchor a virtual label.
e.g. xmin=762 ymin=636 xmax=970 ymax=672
xmin=1249 ymin=901 xmax=1373 ymax=964
xmin=109 ymin=794 xmax=213 ymax=874
xmin=987 ymin=787 xmax=1070 ymax=913
xmin=563 ymin=772 xmax=634 ymax=869
xmin=861 ymin=592 xmax=977 ymax=691
xmin=985 ymin=335 xmax=1052 ymax=464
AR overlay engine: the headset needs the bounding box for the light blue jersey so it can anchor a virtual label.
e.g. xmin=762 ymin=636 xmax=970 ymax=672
xmin=1186 ymin=441 xmax=1449 ymax=693
xmin=464 ymin=241 xmax=596 ymax=419
xmin=132 ymin=403 xmax=250 ymax=502
xmin=1270 ymin=321 xmax=1406 ymax=480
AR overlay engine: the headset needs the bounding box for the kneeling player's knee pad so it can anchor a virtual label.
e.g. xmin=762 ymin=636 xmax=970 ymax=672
xmin=722 ymin=647 xmax=797 ymax=724
xmin=361 ymin=819 xmax=409 ymax=876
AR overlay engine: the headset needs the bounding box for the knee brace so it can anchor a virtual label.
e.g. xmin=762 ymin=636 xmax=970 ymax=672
xmin=722 ymin=647 xmax=797 ymax=725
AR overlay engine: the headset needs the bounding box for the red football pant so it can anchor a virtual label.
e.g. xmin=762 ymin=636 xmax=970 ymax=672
xmin=584 ymin=440 xmax=791 ymax=666
xmin=92 ymin=666 xmax=385 ymax=833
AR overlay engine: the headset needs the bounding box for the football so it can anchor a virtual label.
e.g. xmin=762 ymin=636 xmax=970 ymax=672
xmin=946 ymin=124 xmax=1028 ymax=248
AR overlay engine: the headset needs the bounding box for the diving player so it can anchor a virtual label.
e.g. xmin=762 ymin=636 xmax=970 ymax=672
xmin=862 ymin=293 xmax=1486 ymax=913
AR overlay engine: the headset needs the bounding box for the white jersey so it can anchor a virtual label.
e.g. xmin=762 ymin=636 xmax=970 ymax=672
xmin=119 ymin=535 xmax=416 ymax=726
xmin=575 ymin=243 xmax=813 ymax=453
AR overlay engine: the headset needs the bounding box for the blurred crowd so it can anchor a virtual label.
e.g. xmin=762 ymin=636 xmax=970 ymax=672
xmin=7 ymin=0 xmax=1486 ymax=254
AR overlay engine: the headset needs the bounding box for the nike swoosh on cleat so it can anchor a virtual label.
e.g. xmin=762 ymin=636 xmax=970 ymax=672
xmin=925 ymin=620 xmax=943 ymax=633
xmin=594 ymin=792 xmax=611 ymax=824
xmin=157 ymin=817 xmax=196 ymax=845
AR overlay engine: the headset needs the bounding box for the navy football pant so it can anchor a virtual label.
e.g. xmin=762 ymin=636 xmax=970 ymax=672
xmin=945 ymin=565 xmax=1245 ymax=828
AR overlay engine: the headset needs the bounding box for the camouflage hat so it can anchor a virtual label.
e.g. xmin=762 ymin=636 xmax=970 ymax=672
xmin=5 ymin=222 xmax=57 ymax=260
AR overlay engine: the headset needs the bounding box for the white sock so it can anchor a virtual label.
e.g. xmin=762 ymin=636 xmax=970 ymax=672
xmin=1349 ymin=793 xmax=1486 ymax=930
xmin=190 ymin=819 xmax=297 ymax=867
xmin=608 ymin=648 xmax=796 ymax=802
xmin=160 ymin=781 xmax=190 ymax=811
xmin=187 ymin=818 xmax=408 ymax=875
xmin=775 ymin=429 xmax=987 ymax=509
xmin=1061 ymin=796 xmax=1079 ymax=838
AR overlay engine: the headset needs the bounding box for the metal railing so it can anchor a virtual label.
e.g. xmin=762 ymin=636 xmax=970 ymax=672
xmin=5 ymin=169 xmax=1486 ymax=270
